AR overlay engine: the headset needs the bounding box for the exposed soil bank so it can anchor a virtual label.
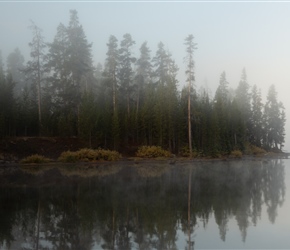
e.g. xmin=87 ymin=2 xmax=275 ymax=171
xmin=0 ymin=137 xmax=103 ymax=163
xmin=0 ymin=137 xmax=288 ymax=164
xmin=0 ymin=137 xmax=145 ymax=164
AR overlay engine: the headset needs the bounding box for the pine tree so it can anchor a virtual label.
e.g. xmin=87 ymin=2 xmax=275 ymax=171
xmin=264 ymin=85 xmax=286 ymax=150
xmin=135 ymin=43 xmax=152 ymax=110
xmin=25 ymin=21 xmax=46 ymax=136
xmin=118 ymin=33 xmax=136 ymax=116
xmin=6 ymin=48 xmax=26 ymax=97
xmin=196 ymin=88 xmax=210 ymax=153
xmin=236 ymin=68 xmax=251 ymax=112
xmin=135 ymin=42 xmax=152 ymax=143
xmin=45 ymin=23 xmax=70 ymax=124
xmin=234 ymin=68 xmax=251 ymax=149
xmin=45 ymin=23 xmax=69 ymax=100
xmin=277 ymin=105 xmax=286 ymax=150
xmin=79 ymin=90 xmax=98 ymax=147
xmin=94 ymin=65 xmax=113 ymax=148
xmin=140 ymin=82 xmax=155 ymax=145
xmin=184 ymin=34 xmax=197 ymax=157
xmin=67 ymin=10 xmax=94 ymax=90
xmin=16 ymin=85 xmax=35 ymax=136
xmin=229 ymin=99 xmax=244 ymax=150
xmin=104 ymin=35 xmax=119 ymax=114
xmin=163 ymin=53 xmax=179 ymax=151
xmin=0 ymin=55 xmax=16 ymax=137
xmin=214 ymin=71 xmax=231 ymax=152
xmin=151 ymin=43 xmax=179 ymax=147
xmin=0 ymin=51 xmax=4 ymax=81
xmin=104 ymin=35 xmax=119 ymax=149
xmin=45 ymin=10 xmax=94 ymax=136
xmin=118 ymin=33 xmax=136 ymax=145
xmin=151 ymin=42 xmax=168 ymax=145
xmin=250 ymin=85 xmax=263 ymax=147
xmin=152 ymin=42 xmax=168 ymax=86
xmin=215 ymin=71 xmax=229 ymax=102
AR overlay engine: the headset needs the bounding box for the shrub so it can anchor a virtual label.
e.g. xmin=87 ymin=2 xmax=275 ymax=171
xmin=76 ymin=148 xmax=96 ymax=161
xmin=251 ymin=145 xmax=266 ymax=155
xmin=58 ymin=151 xmax=78 ymax=163
xmin=58 ymin=148 xmax=121 ymax=162
xmin=21 ymin=154 xmax=51 ymax=164
xmin=136 ymin=146 xmax=171 ymax=158
xmin=94 ymin=148 xmax=121 ymax=161
xmin=230 ymin=150 xmax=243 ymax=158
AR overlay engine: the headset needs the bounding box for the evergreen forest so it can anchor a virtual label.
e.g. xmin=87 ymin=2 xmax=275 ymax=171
xmin=0 ymin=10 xmax=286 ymax=156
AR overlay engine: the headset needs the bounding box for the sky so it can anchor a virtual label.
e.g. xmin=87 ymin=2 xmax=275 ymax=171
xmin=1 ymin=1 xmax=290 ymax=151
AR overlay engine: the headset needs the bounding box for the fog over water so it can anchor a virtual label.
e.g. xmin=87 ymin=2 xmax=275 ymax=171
xmin=0 ymin=159 xmax=289 ymax=249
xmin=1 ymin=1 xmax=290 ymax=150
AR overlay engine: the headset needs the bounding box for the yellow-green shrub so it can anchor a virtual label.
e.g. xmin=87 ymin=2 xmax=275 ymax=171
xmin=21 ymin=154 xmax=51 ymax=164
xmin=58 ymin=151 xmax=78 ymax=163
xmin=136 ymin=146 xmax=171 ymax=158
xmin=76 ymin=148 xmax=96 ymax=161
xmin=58 ymin=148 xmax=121 ymax=162
xmin=230 ymin=150 xmax=243 ymax=158
xmin=251 ymin=145 xmax=266 ymax=155
xmin=94 ymin=148 xmax=121 ymax=161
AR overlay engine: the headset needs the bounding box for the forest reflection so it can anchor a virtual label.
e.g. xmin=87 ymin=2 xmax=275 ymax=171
xmin=0 ymin=159 xmax=285 ymax=249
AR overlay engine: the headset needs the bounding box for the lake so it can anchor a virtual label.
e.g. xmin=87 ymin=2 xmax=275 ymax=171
xmin=0 ymin=159 xmax=289 ymax=249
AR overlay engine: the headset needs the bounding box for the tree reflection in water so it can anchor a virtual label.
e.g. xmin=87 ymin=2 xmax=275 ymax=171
xmin=0 ymin=159 xmax=286 ymax=249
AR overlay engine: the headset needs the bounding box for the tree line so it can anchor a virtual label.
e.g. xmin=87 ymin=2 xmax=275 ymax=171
xmin=0 ymin=10 xmax=286 ymax=155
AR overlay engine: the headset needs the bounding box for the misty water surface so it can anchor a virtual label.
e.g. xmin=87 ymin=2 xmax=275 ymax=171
xmin=0 ymin=159 xmax=289 ymax=249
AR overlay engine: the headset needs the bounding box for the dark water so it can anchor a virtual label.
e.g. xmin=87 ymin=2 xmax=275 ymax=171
xmin=0 ymin=159 xmax=289 ymax=249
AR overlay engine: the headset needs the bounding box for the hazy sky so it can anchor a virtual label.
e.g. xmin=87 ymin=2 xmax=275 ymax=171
xmin=1 ymin=1 xmax=290 ymax=150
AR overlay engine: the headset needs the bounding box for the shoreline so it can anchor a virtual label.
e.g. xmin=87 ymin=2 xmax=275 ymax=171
xmin=0 ymin=153 xmax=288 ymax=167
xmin=0 ymin=137 xmax=288 ymax=165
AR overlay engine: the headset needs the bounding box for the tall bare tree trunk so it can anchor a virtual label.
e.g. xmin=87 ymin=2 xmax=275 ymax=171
xmin=185 ymin=34 xmax=197 ymax=158
xmin=37 ymin=62 xmax=42 ymax=136
xmin=127 ymin=94 xmax=130 ymax=117
xmin=188 ymin=83 xmax=192 ymax=158
xmin=113 ymin=76 xmax=116 ymax=115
